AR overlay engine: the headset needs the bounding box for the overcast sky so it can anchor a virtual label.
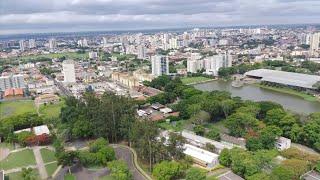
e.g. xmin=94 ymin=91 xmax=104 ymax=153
xmin=0 ymin=0 xmax=320 ymax=35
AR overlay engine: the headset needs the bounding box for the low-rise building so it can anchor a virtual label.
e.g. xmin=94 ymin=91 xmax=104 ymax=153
xmin=33 ymin=125 xmax=50 ymax=136
xmin=3 ymin=88 xmax=24 ymax=99
xmin=275 ymin=137 xmax=291 ymax=151
xmin=34 ymin=94 xmax=60 ymax=106
xmin=111 ymin=72 xmax=140 ymax=88
xmin=245 ymin=69 xmax=320 ymax=91
xmin=181 ymin=130 xmax=235 ymax=153
xmin=183 ymin=144 xmax=219 ymax=168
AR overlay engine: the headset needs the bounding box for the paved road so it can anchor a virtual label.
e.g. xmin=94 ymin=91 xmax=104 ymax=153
xmin=112 ymin=145 xmax=147 ymax=180
xmin=292 ymin=143 xmax=320 ymax=155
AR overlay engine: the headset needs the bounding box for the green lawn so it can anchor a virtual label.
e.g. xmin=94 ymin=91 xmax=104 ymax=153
xmin=99 ymin=176 xmax=114 ymax=180
xmin=45 ymin=162 xmax=58 ymax=176
xmin=0 ymin=143 xmax=14 ymax=150
xmin=39 ymin=100 xmax=65 ymax=118
xmin=0 ymin=149 xmax=36 ymax=170
xmin=157 ymin=120 xmax=189 ymax=131
xmin=254 ymin=84 xmax=319 ymax=102
xmin=181 ymin=77 xmax=212 ymax=85
xmin=40 ymin=148 xmax=56 ymax=163
xmin=64 ymin=173 xmax=76 ymax=180
xmin=6 ymin=169 xmax=40 ymax=180
xmin=0 ymin=100 xmax=36 ymax=120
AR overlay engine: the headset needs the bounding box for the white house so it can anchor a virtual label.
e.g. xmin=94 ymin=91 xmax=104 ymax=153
xmin=275 ymin=137 xmax=291 ymax=151
xmin=33 ymin=125 xmax=50 ymax=136
xmin=183 ymin=144 xmax=219 ymax=168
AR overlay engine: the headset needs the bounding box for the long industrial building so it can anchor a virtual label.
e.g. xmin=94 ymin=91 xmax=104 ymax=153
xmin=245 ymin=69 xmax=320 ymax=91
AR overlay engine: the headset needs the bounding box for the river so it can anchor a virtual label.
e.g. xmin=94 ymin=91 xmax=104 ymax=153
xmin=194 ymin=80 xmax=320 ymax=115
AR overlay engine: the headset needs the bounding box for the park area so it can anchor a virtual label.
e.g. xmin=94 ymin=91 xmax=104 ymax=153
xmin=0 ymin=99 xmax=65 ymax=120
xmin=0 ymin=145 xmax=59 ymax=179
xmin=181 ymin=76 xmax=213 ymax=85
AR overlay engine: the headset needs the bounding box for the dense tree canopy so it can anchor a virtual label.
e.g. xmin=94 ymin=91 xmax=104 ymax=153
xmin=60 ymin=92 xmax=135 ymax=142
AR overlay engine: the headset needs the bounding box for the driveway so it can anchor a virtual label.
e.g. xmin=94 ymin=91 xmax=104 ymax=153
xmin=112 ymin=145 xmax=147 ymax=180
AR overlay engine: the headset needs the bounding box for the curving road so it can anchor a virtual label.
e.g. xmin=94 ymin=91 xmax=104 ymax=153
xmin=111 ymin=145 xmax=150 ymax=180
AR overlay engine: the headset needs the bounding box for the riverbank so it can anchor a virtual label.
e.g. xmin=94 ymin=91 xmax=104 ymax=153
xmin=253 ymin=84 xmax=320 ymax=102
xmin=182 ymin=77 xmax=216 ymax=85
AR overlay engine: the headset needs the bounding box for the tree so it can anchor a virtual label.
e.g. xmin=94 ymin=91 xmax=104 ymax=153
xmin=152 ymin=161 xmax=184 ymax=180
xmin=271 ymin=166 xmax=295 ymax=180
xmin=205 ymin=143 xmax=216 ymax=153
xmin=219 ymin=149 xmax=231 ymax=166
xmin=185 ymin=167 xmax=206 ymax=180
xmin=316 ymin=161 xmax=320 ymax=172
xmin=264 ymin=108 xmax=287 ymax=126
xmin=58 ymin=151 xmax=79 ymax=173
xmin=281 ymin=159 xmax=310 ymax=179
xmin=259 ymin=126 xmax=282 ymax=150
xmin=225 ymin=113 xmax=259 ymax=137
xmin=220 ymin=99 xmax=236 ymax=118
xmin=206 ymin=128 xmax=220 ymax=141
xmin=130 ymin=120 xmax=160 ymax=171
xmin=108 ymin=160 xmax=132 ymax=180
xmin=21 ymin=168 xmax=36 ymax=180
xmin=258 ymin=101 xmax=283 ymax=119
xmin=167 ymin=132 xmax=186 ymax=160
xmin=247 ymin=172 xmax=270 ymax=180
xmin=193 ymin=125 xmax=205 ymax=136
xmin=246 ymin=137 xmax=264 ymax=151
xmin=278 ymin=114 xmax=297 ymax=137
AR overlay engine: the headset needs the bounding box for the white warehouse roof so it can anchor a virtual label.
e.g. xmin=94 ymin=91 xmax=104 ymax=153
xmin=33 ymin=125 xmax=50 ymax=136
xmin=181 ymin=130 xmax=234 ymax=153
xmin=183 ymin=144 xmax=218 ymax=164
xmin=245 ymin=69 xmax=320 ymax=89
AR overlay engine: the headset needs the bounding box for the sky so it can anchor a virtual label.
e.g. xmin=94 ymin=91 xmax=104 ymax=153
xmin=0 ymin=0 xmax=320 ymax=35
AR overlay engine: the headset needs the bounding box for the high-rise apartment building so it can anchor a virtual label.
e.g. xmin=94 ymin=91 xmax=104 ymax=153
xmin=78 ymin=38 xmax=88 ymax=47
xmin=187 ymin=53 xmax=232 ymax=76
xmin=49 ymin=38 xmax=57 ymax=51
xmin=151 ymin=55 xmax=169 ymax=77
xmin=137 ymin=45 xmax=146 ymax=59
xmin=169 ymin=38 xmax=178 ymax=49
xmin=0 ymin=74 xmax=25 ymax=91
xmin=19 ymin=40 xmax=25 ymax=52
xmin=62 ymin=60 xmax=76 ymax=83
xmin=204 ymin=54 xmax=232 ymax=76
xmin=29 ymin=39 xmax=36 ymax=49
xmin=310 ymin=32 xmax=320 ymax=56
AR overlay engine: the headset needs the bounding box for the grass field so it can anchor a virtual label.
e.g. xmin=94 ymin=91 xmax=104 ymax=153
xmin=157 ymin=120 xmax=189 ymax=131
xmin=0 ymin=149 xmax=36 ymax=170
xmin=6 ymin=169 xmax=40 ymax=180
xmin=0 ymin=98 xmax=64 ymax=120
xmin=99 ymin=176 xmax=114 ymax=180
xmin=0 ymin=143 xmax=14 ymax=150
xmin=40 ymin=148 xmax=56 ymax=163
xmin=254 ymin=84 xmax=319 ymax=102
xmin=0 ymin=100 xmax=36 ymax=120
xmin=181 ymin=77 xmax=212 ymax=85
xmin=45 ymin=162 xmax=58 ymax=177
xmin=39 ymin=100 xmax=65 ymax=119
xmin=64 ymin=173 xmax=76 ymax=180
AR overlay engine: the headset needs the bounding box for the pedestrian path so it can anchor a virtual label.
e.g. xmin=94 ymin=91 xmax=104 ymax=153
xmin=33 ymin=146 xmax=48 ymax=179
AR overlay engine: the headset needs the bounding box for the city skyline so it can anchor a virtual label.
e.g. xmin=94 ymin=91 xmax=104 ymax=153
xmin=1 ymin=0 xmax=320 ymax=35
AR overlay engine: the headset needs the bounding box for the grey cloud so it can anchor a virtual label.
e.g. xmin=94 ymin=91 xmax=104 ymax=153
xmin=0 ymin=0 xmax=320 ymax=35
